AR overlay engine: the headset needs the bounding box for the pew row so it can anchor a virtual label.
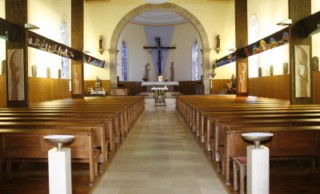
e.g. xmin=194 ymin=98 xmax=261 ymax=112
xmin=222 ymin=125 xmax=320 ymax=185
xmin=0 ymin=128 xmax=99 ymax=185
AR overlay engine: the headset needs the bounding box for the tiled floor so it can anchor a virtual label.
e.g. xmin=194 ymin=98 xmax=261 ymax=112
xmin=93 ymin=98 xmax=228 ymax=194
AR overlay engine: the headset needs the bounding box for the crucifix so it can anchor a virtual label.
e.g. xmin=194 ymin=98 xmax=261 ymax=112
xmin=143 ymin=37 xmax=176 ymax=76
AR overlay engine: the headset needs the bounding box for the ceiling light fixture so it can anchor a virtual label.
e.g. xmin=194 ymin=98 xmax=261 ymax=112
xmin=144 ymin=0 xmax=167 ymax=4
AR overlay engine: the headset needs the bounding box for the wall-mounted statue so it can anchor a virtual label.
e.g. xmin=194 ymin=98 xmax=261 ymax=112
xmin=258 ymin=67 xmax=262 ymax=77
xmin=283 ymin=62 xmax=288 ymax=75
xmin=32 ymin=65 xmax=37 ymax=77
xmin=211 ymin=63 xmax=216 ymax=78
xmin=312 ymin=56 xmax=319 ymax=71
xmin=270 ymin=65 xmax=274 ymax=76
xmin=1 ymin=60 xmax=6 ymax=74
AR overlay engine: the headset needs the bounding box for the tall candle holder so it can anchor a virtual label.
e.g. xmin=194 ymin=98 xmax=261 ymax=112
xmin=242 ymin=132 xmax=273 ymax=148
xmin=44 ymin=135 xmax=74 ymax=151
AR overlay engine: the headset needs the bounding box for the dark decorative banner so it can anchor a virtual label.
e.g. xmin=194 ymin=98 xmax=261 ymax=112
xmin=237 ymin=27 xmax=289 ymax=58
xmin=83 ymin=54 xmax=105 ymax=68
xmin=216 ymin=27 xmax=289 ymax=67
xmin=216 ymin=52 xmax=236 ymax=67
xmin=27 ymin=31 xmax=81 ymax=60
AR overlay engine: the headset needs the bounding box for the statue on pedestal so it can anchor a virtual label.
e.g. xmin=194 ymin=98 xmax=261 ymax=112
xmin=170 ymin=62 xmax=175 ymax=81
xmin=95 ymin=76 xmax=101 ymax=88
xmin=142 ymin=63 xmax=150 ymax=81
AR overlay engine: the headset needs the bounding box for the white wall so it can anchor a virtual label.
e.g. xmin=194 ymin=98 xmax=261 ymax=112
xmin=28 ymin=0 xmax=71 ymax=79
xmin=166 ymin=22 xmax=203 ymax=81
xmin=84 ymin=0 xmax=235 ymax=81
xmin=117 ymin=23 xmax=152 ymax=81
xmin=247 ymin=0 xmax=289 ymax=78
xmin=312 ymin=0 xmax=320 ymax=60
xmin=0 ymin=0 xmax=5 ymax=73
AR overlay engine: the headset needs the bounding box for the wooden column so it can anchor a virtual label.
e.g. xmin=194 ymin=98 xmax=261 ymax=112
xmin=235 ymin=0 xmax=249 ymax=96
xmin=71 ymin=0 xmax=84 ymax=98
xmin=289 ymin=0 xmax=312 ymax=104
xmin=5 ymin=0 xmax=29 ymax=107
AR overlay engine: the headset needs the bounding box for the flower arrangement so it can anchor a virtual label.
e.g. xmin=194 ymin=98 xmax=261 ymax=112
xmin=153 ymin=89 xmax=165 ymax=97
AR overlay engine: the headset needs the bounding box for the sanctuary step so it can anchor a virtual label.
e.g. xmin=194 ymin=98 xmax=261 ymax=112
xmin=137 ymin=91 xmax=182 ymax=98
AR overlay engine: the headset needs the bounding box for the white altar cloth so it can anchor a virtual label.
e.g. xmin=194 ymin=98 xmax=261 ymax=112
xmin=151 ymin=86 xmax=168 ymax=91
xmin=141 ymin=81 xmax=179 ymax=86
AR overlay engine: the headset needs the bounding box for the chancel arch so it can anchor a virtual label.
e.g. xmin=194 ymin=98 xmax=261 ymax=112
xmin=109 ymin=2 xmax=210 ymax=93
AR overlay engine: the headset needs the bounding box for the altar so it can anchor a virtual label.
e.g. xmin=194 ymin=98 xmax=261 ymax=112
xmin=141 ymin=81 xmax=179 ymax=92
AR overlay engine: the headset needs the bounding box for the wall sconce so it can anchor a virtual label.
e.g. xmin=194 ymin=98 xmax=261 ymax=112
xmin=276 ymin=19 xmax=292 ymax=26
xmin=215 ymin=35 xmax=221 ymax=54
xmin=99 ymin=35 xmax=104 ymax=54
xmin=24 ymin=23 xmax=40 ymax=30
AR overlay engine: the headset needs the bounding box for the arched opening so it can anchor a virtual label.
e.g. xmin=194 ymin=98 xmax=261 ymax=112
xmin=109 ymin=3 xmax=210 ymax=93
xmin=60 ymin=17 xmax=70 ymax=79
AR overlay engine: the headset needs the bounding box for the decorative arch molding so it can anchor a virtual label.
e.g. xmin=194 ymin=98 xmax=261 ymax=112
xmin=109 ymin=2 xmax=211 ymax=93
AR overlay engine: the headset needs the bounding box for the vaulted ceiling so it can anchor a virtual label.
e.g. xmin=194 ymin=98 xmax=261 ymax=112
xmin=130 ymin=10 xmax=187 ymax=25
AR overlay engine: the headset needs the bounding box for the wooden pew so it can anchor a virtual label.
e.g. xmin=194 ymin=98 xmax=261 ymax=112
xmin=0 ymin=113 xmax=118 ymax=152
xmin=222 ymin=125 xmax=320 ymax=185
xmin=0 ymin=96 xmax=145 ymax=187
xmin=205 ymin=112 xmax=320 ymax=158
xmin=0 ymin=127 xmax=99 ymax=185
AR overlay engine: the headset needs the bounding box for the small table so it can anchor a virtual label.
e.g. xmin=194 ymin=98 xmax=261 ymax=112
xmin=151 ymin=86 xmax=168 ymax=107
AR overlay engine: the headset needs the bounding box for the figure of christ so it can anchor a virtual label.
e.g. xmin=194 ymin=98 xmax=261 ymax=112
xmin=8 ymin=50 xmax=20 ymax=101
xmin=143 ymin=37 xmax=176 ymax=76
xmin=296 ymin=46 xmax=309 ymax=97
xmin=72 ymin=65 xmax=81 ymax=94
xmin=238 ymin=62 xmax=247 ymax=93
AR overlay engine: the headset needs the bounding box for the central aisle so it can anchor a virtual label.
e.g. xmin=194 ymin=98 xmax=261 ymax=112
xmin=93 ymin=99 xmax=228 ymax=194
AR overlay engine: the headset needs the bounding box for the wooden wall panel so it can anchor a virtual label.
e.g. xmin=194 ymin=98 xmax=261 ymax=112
xmin=210 ymin=79 xmax=230 ymax=94
xmin=174 ymin=81 xmax=203 ymax=95
xmin=28 ymin=77 xmax=71 ymax=103
xmin=84 ymin=80 xmax=111 ymax=95
xmin=249 ymin=75 xmax=290 ymax=100
xmin=0 ymin=75 xmax=7 ymax=107
xmin=313 ymin=72 xmax=320 ymax=104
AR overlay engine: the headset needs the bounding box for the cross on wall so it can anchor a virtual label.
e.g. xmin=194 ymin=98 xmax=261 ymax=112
xmin=143 ymin=37 xmax=176 ymax=76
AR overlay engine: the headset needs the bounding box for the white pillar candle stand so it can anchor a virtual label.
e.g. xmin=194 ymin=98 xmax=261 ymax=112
xmin=242 ymin=132 xmax=273 ymax=194
xmin=44 ymin=135 xmax=74 ymax=194
xmin=247 ymin=145 xmax=269 ymax=194
xmin=48 ymin=147 xmax=72 ymax=194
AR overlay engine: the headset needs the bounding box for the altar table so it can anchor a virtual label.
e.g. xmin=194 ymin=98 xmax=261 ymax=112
xmin=141 ymin=81 xmax=179 ymax=92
